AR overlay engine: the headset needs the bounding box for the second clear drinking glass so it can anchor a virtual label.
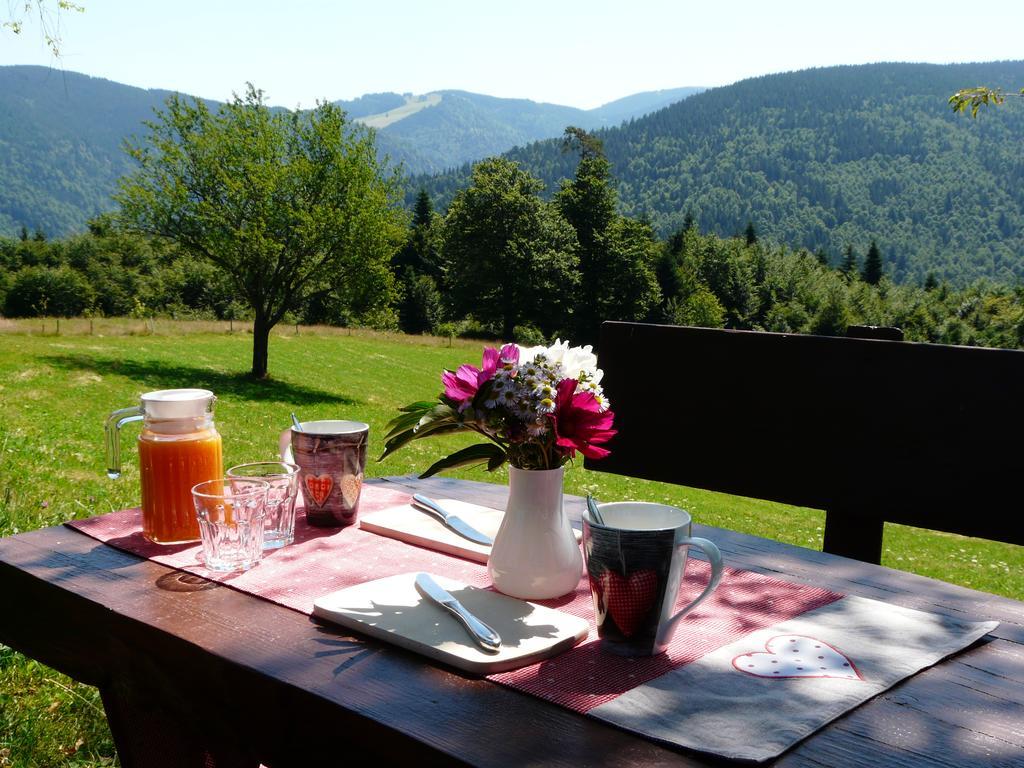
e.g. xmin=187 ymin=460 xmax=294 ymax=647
xmin=226 ymin=461 xmax=300 ymax=549
xmin=191 ymin=478 xmax=268 ymax=572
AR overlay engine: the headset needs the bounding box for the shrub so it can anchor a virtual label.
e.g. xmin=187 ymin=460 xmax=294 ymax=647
xmin=3 ymin=266 xmax=94 ymax=317
xmin=512 ymin=324 xmax=546 ymax=346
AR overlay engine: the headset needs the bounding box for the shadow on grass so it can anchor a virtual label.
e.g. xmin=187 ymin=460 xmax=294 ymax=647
xmin=42 ymin=353 xmax=359 ymax=407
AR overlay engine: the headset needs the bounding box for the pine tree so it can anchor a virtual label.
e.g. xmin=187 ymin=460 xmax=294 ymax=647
xmin=744 ymin=221 xmax=757 ymax=246
xmin=861 ymin=240 xmax=883 ymax=285
xmin=840 ymin=245 xmax=859 ymax=278
xmin=556 ymin=127 xmax=660 ymax=344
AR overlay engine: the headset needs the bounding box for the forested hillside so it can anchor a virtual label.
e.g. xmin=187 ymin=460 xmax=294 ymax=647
xmin=0 ymin=67 xmax=176 ymax=238
xmin=417 ymin=62 xmax=1024 ymax=286
xmin=0 ymin=66 xmax=700 ymax=236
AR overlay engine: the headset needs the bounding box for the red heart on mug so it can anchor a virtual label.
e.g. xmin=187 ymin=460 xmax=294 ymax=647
xmin=304 ymin=474 xmax=333 ymax=506
xmin=597 ymin=570 xmax=659 ymax=638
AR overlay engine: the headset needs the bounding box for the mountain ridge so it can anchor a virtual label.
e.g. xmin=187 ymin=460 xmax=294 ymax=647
xmin=0 ymin=65 xmax=702 ymax=235
xmin=414 ymin=61 xmax=1024 ymax=286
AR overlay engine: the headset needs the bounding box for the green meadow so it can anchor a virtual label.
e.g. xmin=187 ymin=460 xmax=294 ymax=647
xmin=1 ymin=323 xmax=1021 ymax=766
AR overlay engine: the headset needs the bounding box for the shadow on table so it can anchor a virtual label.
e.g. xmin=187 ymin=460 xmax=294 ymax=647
xmin=311 ymin=628 xmax=379 ymax=675
xmin=41 ymin=352 xmax=357 ymax=407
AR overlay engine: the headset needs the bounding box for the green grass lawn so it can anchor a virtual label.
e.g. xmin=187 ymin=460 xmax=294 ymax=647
xmin=1 ymin=324 xmax=1021 ymax=766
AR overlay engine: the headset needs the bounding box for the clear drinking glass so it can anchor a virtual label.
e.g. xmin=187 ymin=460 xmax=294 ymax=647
xmin=226 ymin=461 xmax=300 ymax=549
xmin=191 ymin=478 xmax=269 ymax=572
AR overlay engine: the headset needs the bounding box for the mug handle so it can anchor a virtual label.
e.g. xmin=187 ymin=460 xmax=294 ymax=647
xmin=664 ymin=537 xmax=724 ymax=634
xmin=278 ymin=428 xmax=295 ymax=463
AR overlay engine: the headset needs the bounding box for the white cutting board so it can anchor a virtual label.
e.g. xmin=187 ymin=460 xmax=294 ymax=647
xmin=313 ymin=572 xmax=590 ymax=674
xmin=359 ymin=498 xmax=581 ymax=564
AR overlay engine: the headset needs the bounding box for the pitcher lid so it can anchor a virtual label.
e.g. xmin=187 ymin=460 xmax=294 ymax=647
xmin=141 ymin=389 xmax=214 ymax=420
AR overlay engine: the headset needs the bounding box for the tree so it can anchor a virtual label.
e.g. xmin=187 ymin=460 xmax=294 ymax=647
xmin=394 ymin=189 xmax=441 ymax=280
xmin=2 ymin=1 xmax=84 ymax=57
xmin=949 ymin=87 xmax=1024 ymax=117
xmin=861 ymin=240 xmax=883 ymax=285
xmin=116 ymin=85 xmax=405 ymax=378
xmin=556 ymin=127 xmax=660 ymax=343
xmin=840 ymin=245 xmax=859 ymax=279
xmin=440 ymin=157 xmax=579 ymax=340
xmin=394 ymin=189 xmax=444 ymax=334
xmin=744 ymin=221 xmax=758 ymax=246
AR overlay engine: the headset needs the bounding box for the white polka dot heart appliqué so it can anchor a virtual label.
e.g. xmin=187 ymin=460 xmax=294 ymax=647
xmin=732 ymin=635 xmax=863 ymax=681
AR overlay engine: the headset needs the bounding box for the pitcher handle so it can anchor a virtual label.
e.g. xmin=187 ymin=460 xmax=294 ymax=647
xmin=105 ymin=406 xmax=144 ymax=479
xmin=278 ymin=428 xmax=295 ymax=464
xmin=665 ymin=536 xmax=724 ymax=634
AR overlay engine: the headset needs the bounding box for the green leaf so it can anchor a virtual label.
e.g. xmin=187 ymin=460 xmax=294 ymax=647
xmin=420 ymin=443 xmax=507 ymax=478
xmin=384 ymin=408 xmax=433 ymax=439
xmin=399 ymin=400 xmax=438 ymax=413
xmin=378 ymin=419 xmax=465 ymax=462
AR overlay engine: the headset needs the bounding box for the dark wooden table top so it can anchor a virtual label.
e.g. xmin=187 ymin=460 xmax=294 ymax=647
xmin=1 ymin=476 xmax=1022 ymax=767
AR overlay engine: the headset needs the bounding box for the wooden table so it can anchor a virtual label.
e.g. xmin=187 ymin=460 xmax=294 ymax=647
xmin=1 ymin=476 xmax=1022 ymax=767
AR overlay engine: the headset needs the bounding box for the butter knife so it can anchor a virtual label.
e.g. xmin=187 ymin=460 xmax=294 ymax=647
xmin=411 ymin=494 xmax=493 ymax=546
xmin=414 ymin=573 xmax=502 ymax=653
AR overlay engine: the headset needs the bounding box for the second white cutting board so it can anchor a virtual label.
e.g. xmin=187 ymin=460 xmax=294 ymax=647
xmin=359 ymin=498 xmax=581 ymax=563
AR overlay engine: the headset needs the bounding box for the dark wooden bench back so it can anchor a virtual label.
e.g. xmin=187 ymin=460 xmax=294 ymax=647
xmin=586 ymin=322 xmax=1024 ymax=563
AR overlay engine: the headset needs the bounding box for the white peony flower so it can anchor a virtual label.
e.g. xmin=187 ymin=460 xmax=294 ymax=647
xmin=516 ymin=344 xmax=547 ymax=364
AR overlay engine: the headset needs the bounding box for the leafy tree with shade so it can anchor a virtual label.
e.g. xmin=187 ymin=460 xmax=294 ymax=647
xmin=440 ymin=157 xmax=579 ymax=340
xmin=116 ymin=85 xmax=405 ymax=377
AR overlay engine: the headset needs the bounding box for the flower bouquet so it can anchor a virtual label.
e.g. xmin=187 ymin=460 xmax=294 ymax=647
xmin=381 ymin=339 xmax=617 ymax=599
xmin=380 ymin=340 xmax=616 ymax=475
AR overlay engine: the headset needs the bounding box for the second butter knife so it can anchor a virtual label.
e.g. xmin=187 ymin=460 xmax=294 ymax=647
xmin=411 ymin=494 xmax=494 ymax=546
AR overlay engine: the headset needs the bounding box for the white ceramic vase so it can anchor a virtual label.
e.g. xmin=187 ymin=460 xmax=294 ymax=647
xmin=487 ymin=465 xmax=583 ymax=600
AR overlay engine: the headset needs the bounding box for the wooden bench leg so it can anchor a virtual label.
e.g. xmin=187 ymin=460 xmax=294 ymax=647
xmin=100 ymin=681 xmax=260 ymax=768
xmin=822 ymin=512 xmax=884 ymax=564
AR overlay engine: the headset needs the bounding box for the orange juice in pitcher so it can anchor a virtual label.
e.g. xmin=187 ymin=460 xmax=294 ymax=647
xmin=105 ymin=389 xmax=223 ymax=544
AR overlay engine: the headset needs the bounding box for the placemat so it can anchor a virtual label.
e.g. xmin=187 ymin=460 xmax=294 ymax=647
xmin=67 ymin=484 xmax=997 ymax=761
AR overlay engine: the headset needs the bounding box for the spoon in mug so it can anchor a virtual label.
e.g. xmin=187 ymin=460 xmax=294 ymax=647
xmin=290 ymin=413 xmax=303 ymax=432
xmin=586 ymin=494 xmax=605 ymax=525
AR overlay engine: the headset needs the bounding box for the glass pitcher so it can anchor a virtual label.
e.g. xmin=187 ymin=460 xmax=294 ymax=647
xmin=105 ymin=389 xmax=223 ymax=544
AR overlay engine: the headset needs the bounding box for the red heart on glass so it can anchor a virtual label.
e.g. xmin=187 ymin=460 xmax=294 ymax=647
xmin=598 ymin=570 xmax=659 ymax=638
xmin=304 ymin=474 xmax=333 ymax=506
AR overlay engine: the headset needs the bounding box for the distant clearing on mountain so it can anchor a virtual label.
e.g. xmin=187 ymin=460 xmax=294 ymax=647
xmin=355 ymin=93 xmax=442 ymax=129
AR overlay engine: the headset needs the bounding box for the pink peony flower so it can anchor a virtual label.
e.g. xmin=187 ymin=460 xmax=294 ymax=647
xmin=551 ymin=378 xmax=617 ymax=459
xmin=442 ymin=345 xmax=518 ymax=409
xmin=498 ymin=343 xmax=520 ymax=368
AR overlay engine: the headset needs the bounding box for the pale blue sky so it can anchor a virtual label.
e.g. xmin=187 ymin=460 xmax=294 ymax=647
xmin=2 ymin=0 xmax=1022 ymax=109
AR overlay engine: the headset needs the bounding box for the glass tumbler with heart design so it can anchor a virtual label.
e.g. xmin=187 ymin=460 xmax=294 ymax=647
xmin=283 ymin=420 xmax=368 ymax=527
xmin=583 ymin=502 xmax=724 ymax=656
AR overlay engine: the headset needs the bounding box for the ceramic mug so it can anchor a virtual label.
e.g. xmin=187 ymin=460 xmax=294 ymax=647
xmin=279 ymin=420 xmax=368 ymax=527
xmin=583 ymin=501 xmax=724 ymax=656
